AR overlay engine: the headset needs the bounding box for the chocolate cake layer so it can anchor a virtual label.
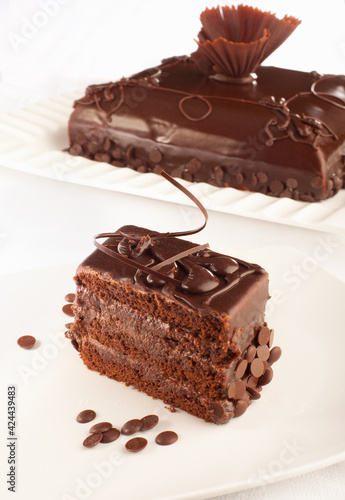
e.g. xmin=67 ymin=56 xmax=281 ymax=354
xmin=68 ymin=59 xmax=345 ymax=201
xmin=70 ymin=225 xmax=278 ymax=423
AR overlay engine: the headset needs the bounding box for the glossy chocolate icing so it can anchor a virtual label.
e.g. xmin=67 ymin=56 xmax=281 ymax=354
xmin=80 ymin=224 xmax=268 ymax=319
xmin=68 ymin=57 xmax=345 ymax=201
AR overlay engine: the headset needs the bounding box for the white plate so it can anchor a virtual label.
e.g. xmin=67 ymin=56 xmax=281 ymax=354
xmin=0 ymin=94 xmax=345 ymax=235
xmin=1 ymin=246 xmax=345 ymax=500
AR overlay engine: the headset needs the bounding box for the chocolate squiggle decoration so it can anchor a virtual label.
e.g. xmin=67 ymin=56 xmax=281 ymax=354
xmin=94 ymin=171 xmax=211 ymax=290
xmin=311 ymin=75 xmax=345 ymax=110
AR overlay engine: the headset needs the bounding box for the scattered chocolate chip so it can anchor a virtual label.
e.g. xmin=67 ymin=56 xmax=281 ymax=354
xmin=268 ymin=346 xmax=282 ymax=364
xmin=90 ymin=422 xmax=112 ymax=434
xmin=125 ymin=437 xmax=148 ymax=452
xmin=62 ymin=304 xmax=74 ymax=316
xmin=155 ymin=431 xmax=178 ymax=446
xmin=76 ymin=409 xmax=96 ymax=424
xmin=256 ymin=345 xmax=270 ymax=361
xmin=258 ymin=326 xmax=271 ymax=346
xmin=269 ymin=179 xmax=284 ymax=195
xmin=64 ymin=293 xmax=75 ymax=303
xmin=149 ymin=148 xmax=163 ymax=163
xmin=121 ymin=419 xmax=143 ymax=435
xmin=101 ymin=427 xmax=120 ymax=443
xmin=250 ymin=358 xmax=266 ymax=378
xmin=310 ymin=176 xmax=323 ymax=189
xmin=140 ymin=414 xmax=159 ymax=431
xmin=235 ymin=359 xmax=248 ymax=379
xmin=83 ymin=433 xmax=102 ymax=448
xmin=17 ymin=335 xmax=36 ymax=349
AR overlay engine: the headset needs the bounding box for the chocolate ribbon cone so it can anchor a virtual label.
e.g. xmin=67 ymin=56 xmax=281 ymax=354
xmin=191 ymin=5 xmax=301 ymax=81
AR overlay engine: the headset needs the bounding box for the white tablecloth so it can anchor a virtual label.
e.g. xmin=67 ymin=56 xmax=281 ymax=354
xmin=1 ymin=1 xmax=345 ymax=499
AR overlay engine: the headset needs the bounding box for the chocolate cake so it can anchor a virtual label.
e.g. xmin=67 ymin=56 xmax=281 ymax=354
xmin=69 ymin=173 xmax=281 ymax=424
xmin=67 ymin=5 xmax=345 ymax=202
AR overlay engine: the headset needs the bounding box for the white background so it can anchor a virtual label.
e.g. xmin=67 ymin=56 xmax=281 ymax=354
xmin=1 ymin=1 xmax=345 ymax=499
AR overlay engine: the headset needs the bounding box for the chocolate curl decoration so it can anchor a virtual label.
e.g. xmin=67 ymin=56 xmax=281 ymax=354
xmin=191 ymin=5 xmax=301 ymax=81
xmin=94 ymin=171 xmax=210 ymax=287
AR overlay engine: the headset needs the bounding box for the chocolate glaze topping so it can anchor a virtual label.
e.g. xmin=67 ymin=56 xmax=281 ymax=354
xmin=89 ymin=172 xmax=264 ymax=313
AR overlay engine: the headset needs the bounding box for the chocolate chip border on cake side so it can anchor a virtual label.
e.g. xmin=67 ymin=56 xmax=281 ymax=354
xmin=67 ymin=5 xmax=345 ymax=201
xmin=67 ymin=171 xmax=282 ymax=424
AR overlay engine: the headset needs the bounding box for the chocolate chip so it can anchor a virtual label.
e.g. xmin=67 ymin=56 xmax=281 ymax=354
xmin=155 ymin=431 xmax=178 ymax=446
xmin=125 ymin=437 xmax=147 ymax=452
xmin=258 ymin=326 xmax=271 ymax=346
xmin=111 ymin=160 xmax=125 ymax=167
xmin=300 ymin=193 xmax=315 ymax=202
xmin=235 ymin=359 xmax=248 ymax=379
xmin=69 ymin=143 xmax=82 ymax=156
xmin=256 ymin=345 xmax=270 ymax=361
xmin=269 ymin=180 xmax=284 ymax=195
xmin=258 ymin=367 xmax=274 ymax=386
xmin=234 ymin=400 xmax=248 ymax=418
xmin=250 ymin=358 xmax=265 ymax=378
xmin=75 ymin=133 xmax=87 ymax=145
xmin=149 ymin=148 xmax=163 ymax=163
xmin=246 ymin=376 xmax=258 ymax=388
xmin=62 ymin=304 xmax=74 ymax=316
xmin=17 ymin=335 xmax=36 ymax=349
xmin=228 ymin=380 xmax=246 ymax=400
xmin=245 ymin=345 xmax=256 ymax=363
xmin=286 ymin=178 xmax=298 ymax=189
xmin=268 ymin=346 xmax=282 ymax=364
xmin=90 ymin=422 xmax=112 ymax=434
xmin=101 ymin=427 xmax=120 ymax=443
xmin=126 ymin=146 xmax=135 ymax=161
xmin=87 ymin=143 xmax=99 ymax=155
xmin=140 ymin=414 xmax=159 ymax=431
xmin=103 ymin=137 xmax=111 ymax=151
xmin=310 ymin=176 xmax=323 ymax=189
xmin=257 ymin=171 xmax=268 ymax=183
xmin=251 ymin=173 xmax=258 ymax=187
xmin=64 ymin=293 xmax=75 ymax=303
xmin=247 ymin=387 xmax=261 ymax=400
xmin=83 ymin=433 xmax=102 ymax=448
xmin=71 ymin=339 xmax=79 ymax=351
xmin=76 ymin=409 xmax=96 ymax=424
xmin=111 ymin=148 xmax=122 ymax=160
xmin=121 ymin=419 xmax=143 ymax=435
xmin=235 ymin=173 xmax=244 ymax=184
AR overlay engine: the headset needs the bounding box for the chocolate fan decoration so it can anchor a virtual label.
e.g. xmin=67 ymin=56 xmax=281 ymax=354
xmin=191 ymin=5 xmax=301 ymax=81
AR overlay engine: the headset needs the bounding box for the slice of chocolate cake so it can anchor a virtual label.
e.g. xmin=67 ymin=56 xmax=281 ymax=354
xmin=67 ymin=5 xmax=345 ymax=201
xmin=69 ymin=173 xmax=280 ymax=424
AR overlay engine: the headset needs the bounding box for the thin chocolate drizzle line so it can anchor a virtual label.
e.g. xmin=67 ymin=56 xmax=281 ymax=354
xmin=151 ymin=243 xmax=210 ymax=271
xmin=178 ymin=95 xmax=213 ymax=121
xmin=310 ymin=75 xmax=345 ymax=110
